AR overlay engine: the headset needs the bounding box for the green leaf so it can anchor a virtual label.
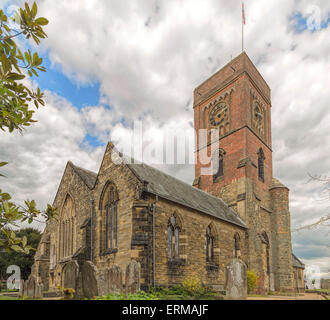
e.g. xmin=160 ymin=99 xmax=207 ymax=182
xmin=31 ymin=2 xmax=38 ymax=19
xmin=7 ymin=73 xmax=25 ymax=81
xmin=22 ymin=235 xmax=27 ymax=247
xmin=11 ymin=245 xmax=24 ymax=253
xmin=35 ymin=17 xmax=48 ymax=25
xmin=0 ymin=162 xmax=8 ymax=167
xmin=1 ymin=193 xmax=11 ymax=200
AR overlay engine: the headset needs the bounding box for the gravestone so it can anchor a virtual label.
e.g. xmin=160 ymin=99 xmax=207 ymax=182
xmin=23 ymin=280 xmax=28 ymax=297
xmin=125 ymin=260 xmax=141 ymax=294
xmin=18 ymin=280 xmax=24 ymax=297
xmin=225 ymin=258 xmax=247 ymax=300
xmin=63 ymin=261 xmax=79 ymax=290
xmin=35 ymin=283 xmax=44 ymax=299
xmin=97 ymin=269 xmax=109 ymax=296
xmin=108 ymin=265 xmax=123 ymax=294
xmin=81 ymin=261 xmax=99 ymax=299
xmin=27 ymin=277 xmax=36 ymax=298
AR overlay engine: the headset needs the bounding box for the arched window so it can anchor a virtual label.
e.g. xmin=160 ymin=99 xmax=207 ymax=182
xmin=59 ymin=194 xmax=75 ymax=260
xmin=168 ymin=215 xmax=180 ymax=259
xmin=212 ymin=149 xmax=225 ymax=182
xmin=234 ymin=233 xmax=241 ymax=258
xmin=206 ymin=226 xmax=214 ymax=262
xmin=257 ymin=148 xmax=265 ymax=182
xmin=100 ymin=182 xmax=119 ymax=253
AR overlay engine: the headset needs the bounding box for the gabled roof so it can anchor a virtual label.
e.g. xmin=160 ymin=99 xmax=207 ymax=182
xmin=292 ymin=254 xmax=305 ymax=269
xmin=126 ymin=160 xmax=247 ymax=229
xmin=69 ymin=161 xmax=97 ymax=190
xmin=64 ymin=149 xmax=246 ymax=229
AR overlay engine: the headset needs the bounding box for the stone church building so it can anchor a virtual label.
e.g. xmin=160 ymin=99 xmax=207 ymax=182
xmin=31 ymin=52 xmax=304 ymax=296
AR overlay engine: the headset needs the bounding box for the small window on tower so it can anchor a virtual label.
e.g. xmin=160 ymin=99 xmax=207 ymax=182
xmin=257 ymin=148 xmax=265 ymax=183
xmin=212 ymin=149 xmax=225 ymax=182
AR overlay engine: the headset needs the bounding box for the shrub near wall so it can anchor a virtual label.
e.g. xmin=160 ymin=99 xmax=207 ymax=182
xmin=247 ymin=270 xmax=257 ymax=294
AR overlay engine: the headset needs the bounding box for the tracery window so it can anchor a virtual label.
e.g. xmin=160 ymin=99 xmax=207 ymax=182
xmin=100 ymin=182 xmax=119 ymax=253
xmin=252 ymin=100 xmax=265 ymax=138
xmin=59 ymin=194 xmax=75 ymax=259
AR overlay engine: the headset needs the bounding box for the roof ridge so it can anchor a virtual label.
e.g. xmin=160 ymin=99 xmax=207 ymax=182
xmin=69 ymin=161 xmax=97 ymax=176
xmin=69 ymin=161 xmax=97 ymax=189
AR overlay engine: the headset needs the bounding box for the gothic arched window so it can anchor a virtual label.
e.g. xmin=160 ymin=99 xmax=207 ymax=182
xmin=168 ymin=215 xmax=180 ymax=259
xmin=206 ymin=226 xmax=215 ymax=262
xmin=59 ymin=194 xmax=75 ymax=260
xmin=212 ymin=149 xmax=225 ymax=182
xmin=257 ymin=148 xmax=265 ymax=183
xmin=234 ymin=233 xmax=241 ymax=258
xmin=100 ymin=182 xmax=119 ymax=253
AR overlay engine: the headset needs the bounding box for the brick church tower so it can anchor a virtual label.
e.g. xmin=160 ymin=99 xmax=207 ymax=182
xmin=193 ymin=52 xmax=294 ymax=293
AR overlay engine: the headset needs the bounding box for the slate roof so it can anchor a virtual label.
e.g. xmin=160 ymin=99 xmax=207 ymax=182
xmin=126 ymin=161 xmax=247 ymax=229
xmin=69 ymin=161 xmax=97 ymax=190
xmin=292 ymin=254 xmax=305 ymax=269
xmin=68 ymin=156 xmax=246 ymax=228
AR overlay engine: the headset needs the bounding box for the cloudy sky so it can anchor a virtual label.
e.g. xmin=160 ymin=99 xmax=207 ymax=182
xmin=1 ymin=0 xmax=330 ymax=278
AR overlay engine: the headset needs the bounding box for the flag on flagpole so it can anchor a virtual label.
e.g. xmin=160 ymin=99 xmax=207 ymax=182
xmin=242 ymin=2 xmax=246 ymax=25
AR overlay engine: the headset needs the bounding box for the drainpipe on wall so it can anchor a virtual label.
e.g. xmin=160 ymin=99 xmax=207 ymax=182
xmin=90 ymin=199 xmax=94 ymax=262
xmin=152 ymin=195 xmax=158 ymax=287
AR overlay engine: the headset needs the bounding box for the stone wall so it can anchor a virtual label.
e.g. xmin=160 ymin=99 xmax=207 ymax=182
xmin=153 ymin=197 xmax=247 ymax=289
xmin=270 ymin=186 xmax=294 ymax=291
xmin=293 ymin=267 xmax=305 ymax=293
xmin=91 ymin=144 xmax=142 ymax=285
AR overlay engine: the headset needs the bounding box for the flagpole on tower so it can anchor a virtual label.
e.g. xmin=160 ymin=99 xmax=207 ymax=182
xmin=242 ymin=2 xmax=245 ymax=52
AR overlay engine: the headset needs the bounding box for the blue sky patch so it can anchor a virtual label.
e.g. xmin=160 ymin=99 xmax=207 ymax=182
xmin=82 ymin=133 xmax=107 ymax=148
xmin=31 ymin=54 xmax=101 ymax=110
xmin=290 ymin=11 xmax=330 ymax=33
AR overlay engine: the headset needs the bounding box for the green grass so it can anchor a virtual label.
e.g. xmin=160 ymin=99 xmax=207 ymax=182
xmin=0 ymin=295 xmax=19 ymax=300
xmin=306 ymin=289 xmax=330 ymax=294
xmin=93 ymin=284 xmax=225 ymax=301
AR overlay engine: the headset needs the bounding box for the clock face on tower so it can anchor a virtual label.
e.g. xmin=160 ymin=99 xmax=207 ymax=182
xmin=252 ymin=101 xmax=265 ymax=137
xmin=209 ymin=102 xmax=228 ymax=127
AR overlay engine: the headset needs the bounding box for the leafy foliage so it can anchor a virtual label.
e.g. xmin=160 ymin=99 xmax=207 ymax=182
xmin=94 ymin=291 xmax=159 ymax=300
xmin=0 ymin=228 xmax=41 ymax=280
xmin=247 ymin=269 xmax=258 ymax=293
xmin=0 ymin=2 xmax=48 ymax=132
xmin=0 ymin=186 xmax=57 ymax=253
xmin=149 ymin=281 xmax=218 ymax=300
xmin=0 ymin=2 xmax=57 ymax=254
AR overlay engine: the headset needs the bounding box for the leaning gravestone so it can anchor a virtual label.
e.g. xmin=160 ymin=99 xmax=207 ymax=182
xmin=81 ymin=261 xmax=99 ymax=299
xmin=125 ymin=260 xmax=141 ymax=294
xmin=63 ymin=261 xmax=79 ymax=290
xmin=225 ymin=258 xmax=247 ymax=300
xmin=108 ymin=265 xmax=123 ymax=294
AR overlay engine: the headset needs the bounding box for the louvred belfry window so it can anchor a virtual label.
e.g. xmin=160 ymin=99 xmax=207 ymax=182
xmin=257 ymin=148 xmax=265 ymax=182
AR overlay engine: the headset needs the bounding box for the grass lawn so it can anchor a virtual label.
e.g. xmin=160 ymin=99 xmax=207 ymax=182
xmin=0 ymin=295 xmax=19 ymax=300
